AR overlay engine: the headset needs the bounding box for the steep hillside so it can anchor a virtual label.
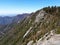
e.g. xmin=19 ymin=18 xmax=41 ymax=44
xmin=0 ymin=13 xmax=29 ymax=40
xmin=0 ymin=6 xmax=60 ymax=45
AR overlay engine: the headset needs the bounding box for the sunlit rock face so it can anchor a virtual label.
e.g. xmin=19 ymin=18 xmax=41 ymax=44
xmin=27 ymin=40 xmax=33 ymax=45
xmin=35 ymin=10 xmax=45 ymax=23
xmin=27 ymin=30 xmax=60 ymax=45
xmin=23 ymin=27 xmax=32 ymax=38
xmin=37 ymin=34 xmax=60 ymax=45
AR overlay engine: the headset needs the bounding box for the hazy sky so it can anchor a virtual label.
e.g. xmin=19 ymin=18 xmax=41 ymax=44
xmin=0 ymin=0 xmax=60 ymax=16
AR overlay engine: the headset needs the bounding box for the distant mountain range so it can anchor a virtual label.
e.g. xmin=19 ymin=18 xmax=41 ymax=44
xmin=0 ymin=13 xmax=30 ymax=25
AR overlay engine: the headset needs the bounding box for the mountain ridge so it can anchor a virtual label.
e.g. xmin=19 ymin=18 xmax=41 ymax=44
xmin=0 ymin=6 xmax=60 ymax=45
xmin=0 ymin=13 xmax=29 ymax=25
